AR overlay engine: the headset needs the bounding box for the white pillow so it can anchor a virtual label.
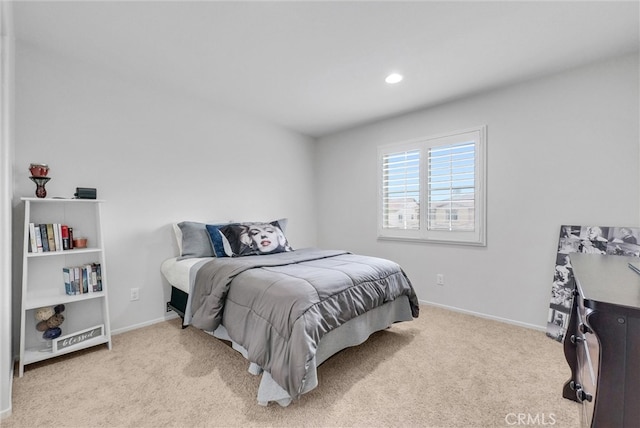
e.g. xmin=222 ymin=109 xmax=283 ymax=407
xmin=173 ymin=223 xmax=183 ymax=255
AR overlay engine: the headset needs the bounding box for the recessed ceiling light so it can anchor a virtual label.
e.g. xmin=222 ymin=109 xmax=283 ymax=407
xmin=385 ymin=73 xmax=403 ymax=84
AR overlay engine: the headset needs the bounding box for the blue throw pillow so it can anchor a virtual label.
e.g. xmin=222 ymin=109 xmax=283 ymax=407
xmin=206 ymin=223 xmax=236 ymax=257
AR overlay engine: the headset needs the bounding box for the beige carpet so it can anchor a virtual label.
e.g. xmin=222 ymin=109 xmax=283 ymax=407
xmin=3 ymin=305 xmax=580 ymax=428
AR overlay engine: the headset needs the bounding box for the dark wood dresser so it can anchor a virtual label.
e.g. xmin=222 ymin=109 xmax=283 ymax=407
xmin=563 ymin=253 xmax=640 ymax=427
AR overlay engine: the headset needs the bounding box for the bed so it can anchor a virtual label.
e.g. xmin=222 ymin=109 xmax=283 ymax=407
xmin=160 ymin=220 xmax=419 ymax=406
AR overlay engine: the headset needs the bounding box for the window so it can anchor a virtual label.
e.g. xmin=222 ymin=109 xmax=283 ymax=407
xmin=445 ymin=210 xmax=458 ymax=221
xmin=378 ymin=126 xmax=486 ymax=246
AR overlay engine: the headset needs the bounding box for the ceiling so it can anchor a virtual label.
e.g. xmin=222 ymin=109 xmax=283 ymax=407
xmin=12 ymin=1 xmax=640 ymax=138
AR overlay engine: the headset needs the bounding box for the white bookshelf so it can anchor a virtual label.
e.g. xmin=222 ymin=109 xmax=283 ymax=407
xmin=18 ymin=197 xmax=112 ymax=376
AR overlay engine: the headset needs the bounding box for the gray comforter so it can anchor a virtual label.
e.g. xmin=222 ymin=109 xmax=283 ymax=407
xmin=190 ymin=248 xmax=419 ymax=399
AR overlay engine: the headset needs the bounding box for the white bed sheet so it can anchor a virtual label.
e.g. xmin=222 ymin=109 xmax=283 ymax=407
xmin=160 ymin=256 xmax=213 ymax=294
xmin=161 ymin=256 xmax=212 ymax=325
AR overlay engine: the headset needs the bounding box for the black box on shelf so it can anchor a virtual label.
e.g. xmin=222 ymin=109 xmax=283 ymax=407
xmin=74 ymin=187 xmax=96 ymax=199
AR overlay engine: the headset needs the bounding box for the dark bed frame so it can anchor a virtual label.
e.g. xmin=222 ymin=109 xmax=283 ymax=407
xmin=167 ymin=286 xmax=189 ymax=327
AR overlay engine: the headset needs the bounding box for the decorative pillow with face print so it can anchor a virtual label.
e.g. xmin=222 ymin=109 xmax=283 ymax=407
xmin=218 ymin=221 xmax=293 ymax=257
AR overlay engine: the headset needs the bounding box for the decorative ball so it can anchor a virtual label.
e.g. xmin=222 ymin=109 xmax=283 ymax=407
xmin=43 ymin=327 xmax=62 ymax=340
xmin=36 ymin=321 xmax=49 ymax=332
xmin=35 ymin=306 xmax=55 ymax=321
xmin=54 ymin=304 xmax=65 ymax=314
xmin=46 ymin=313 xmax=64 ymax=328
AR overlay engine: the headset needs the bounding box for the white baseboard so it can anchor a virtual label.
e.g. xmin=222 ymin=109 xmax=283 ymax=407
xmin=0 ymin=403 xmax=11 ymax=419
xmin=111 ymin=312 xmax=180 ymax=336
xmin=0 ymin=359 xmax=14 ymax=420
xmin=419 ymin=299 xmax=546 ymax=332
xmin=114 ymin=301 xmax=544 ymax=337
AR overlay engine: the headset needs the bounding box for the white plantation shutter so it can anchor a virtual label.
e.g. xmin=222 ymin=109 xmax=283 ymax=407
xmin=382 ymin=150 xmax=420 ymax=230
xmin=378 ymin=126 xmax=486 ymax=246
xmin=427 ymin=142 xmax=475 ymax=231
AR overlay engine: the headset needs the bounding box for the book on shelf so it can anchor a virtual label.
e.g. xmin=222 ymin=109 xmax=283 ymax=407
xmin=28 ymin=223 xmax=37 ymax=253
xmin=66 ymin=266 xmax=81 ymax=295
xmin=34 ymin=224 xmax=43 ymax=252
xmin=74 ymin=266 xmax=82 ymax=294
xmin=28 ymin=223 xmax=46 ymax=253
xmin=39 ymin=224 xmax=49 ymax=252
xmin=90 ymin=265 xmax=98 ymax=292
xmin=82 ymin=266 xmax=88 ymax=294
xmin=62 ymin=267 xmax=73 ymax=295
xmin=63 ymin=263 xmax=102 ymax=295
xmin=28 ymin=223 xmax=76 ymax=253
xmin=46 ymin=224 xmax=56 ymax=251
xmin=93 ymin=262 xmax=102 ymax=292
xmin=69 ymin=266 xmax=76 ymax=295
xmin=68 ymin=227 xmax=74 ymax=250
xmin=61 ymin=225 xmax=70 ymax=250
xmin=52 ymin=223 xmax=61 ymax=252
xmin=57 ymin=224 xmax=64 ymax=251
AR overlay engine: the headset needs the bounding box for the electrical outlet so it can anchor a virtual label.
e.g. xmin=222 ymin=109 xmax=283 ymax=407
xmin=436 ymin=274 xmax=445 ymax=286
xmin=130 ymin=287 xmax=139 ymax=301
xmin=166 ymin=302 xmax=172 ymax=312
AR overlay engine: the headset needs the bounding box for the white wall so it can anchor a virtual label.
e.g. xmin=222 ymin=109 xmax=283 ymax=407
xmin=8 ymin=28 xmax=639 ymax=377
xmin=0 ymin=0 xmax=14 ymax=418
xmin=315 ymin=53 xmax=640 ymax=329
xmin=12 ymin=41 xmax=318 ymax=338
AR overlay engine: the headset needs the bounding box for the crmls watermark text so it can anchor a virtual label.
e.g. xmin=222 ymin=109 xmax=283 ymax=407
xmin=505 ymin=413 xmax=556 ymax=426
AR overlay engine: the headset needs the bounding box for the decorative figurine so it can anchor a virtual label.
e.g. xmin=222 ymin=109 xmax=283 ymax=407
xmin=29 ymin=163 xmax=51 ymax=198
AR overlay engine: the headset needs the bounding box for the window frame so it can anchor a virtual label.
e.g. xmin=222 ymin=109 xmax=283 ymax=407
xmin=377 ymin=125 xmax=487 ymax=246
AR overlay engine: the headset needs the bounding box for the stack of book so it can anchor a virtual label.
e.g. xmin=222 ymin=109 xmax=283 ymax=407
xmin=28 ymin=223 xmax=75 ymax=252
xmin=62 ymin=263 xmax=102 ymax=295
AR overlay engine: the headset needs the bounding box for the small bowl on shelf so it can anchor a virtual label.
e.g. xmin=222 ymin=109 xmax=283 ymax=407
xmin=29 ymin=163 xmax=49 ymax=177
xmin=73 ymin=238 xmax=88 ymax=249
